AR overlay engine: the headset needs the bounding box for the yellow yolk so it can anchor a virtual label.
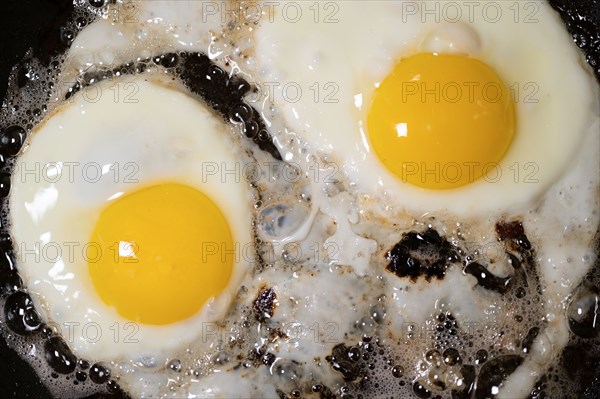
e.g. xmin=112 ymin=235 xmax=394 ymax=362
xmin=368 ymin=53 xmax=515 ymax=189
xmin=88 ymin=183 xmax=233 ymax=325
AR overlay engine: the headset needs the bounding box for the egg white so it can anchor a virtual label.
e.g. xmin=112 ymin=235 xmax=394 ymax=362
xmin=10 ymin=75 xmax=254 ymax=364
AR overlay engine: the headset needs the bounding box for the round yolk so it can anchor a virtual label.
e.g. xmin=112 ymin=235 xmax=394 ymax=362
xmin=368 ymin=53 xmax=515 ymax=190
xmin=88 ymin=183 xmax=233 ymax=325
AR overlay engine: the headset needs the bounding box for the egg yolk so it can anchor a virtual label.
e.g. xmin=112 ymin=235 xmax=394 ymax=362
xmin=368 ymin=53 xmax=515 ymax=189
xmin=88 ymin=183 xmax=233 ymax=325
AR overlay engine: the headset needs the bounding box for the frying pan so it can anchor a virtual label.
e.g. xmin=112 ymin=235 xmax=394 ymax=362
xmin=0 ymin=1 xmax=598 ymax=398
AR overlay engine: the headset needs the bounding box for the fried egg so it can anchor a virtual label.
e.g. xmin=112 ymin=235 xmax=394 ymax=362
xmin=9 ymin=75 xmax=253 ymax=364
xmin=253 ymin=0 xmax=598 ymax=215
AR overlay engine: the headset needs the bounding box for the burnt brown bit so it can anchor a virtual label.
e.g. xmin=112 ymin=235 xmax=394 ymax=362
xmin=262 ymin=352 xmax=276 ymax=367
xmin=507 ymin=252 xmax=544 ymax=297
xmin=253 ymin=287 xmax=277 ymax=322
xmin=464 ymin=262 xmax=512 ymax=294
xmin=495 ymin=220 xmax=532 ymax=251
xmin=326 ymin=343 xmax=363 ymax=382
xmin=386 ymin=228 xmax=459 ymax=281
xmin=248 ymin=345 xmax=277 ymax=368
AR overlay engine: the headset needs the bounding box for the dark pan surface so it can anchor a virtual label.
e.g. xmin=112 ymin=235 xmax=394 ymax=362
xmin=0 ymin=1 xmax=598 ymax=398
